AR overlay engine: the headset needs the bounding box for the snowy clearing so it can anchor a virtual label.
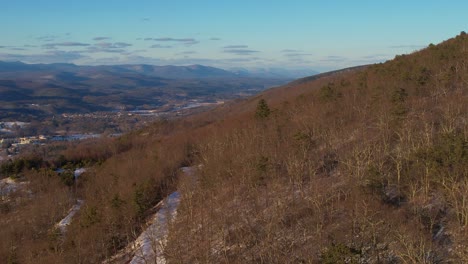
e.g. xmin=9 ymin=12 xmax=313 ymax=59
xmin=105 ymin=166 xmax=196 ymax=264
xmin=55 ymin=199 xmax=84 ymax=233
xmin=129 ymin=191 xmax=180 ymax=264
xmin=1 ymin=122 xmax=29 ymax=128
xmin=0 ymin=177 xmax=28 ymax=197
xmin=74 ymin=168 xmax=86 ymax=178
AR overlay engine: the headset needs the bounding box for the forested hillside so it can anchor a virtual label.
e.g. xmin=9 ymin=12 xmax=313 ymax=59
xmin=1 ymin=33 xmax=467 ymax=263
xmin=165 ymin=33 xmax=468 ymax=263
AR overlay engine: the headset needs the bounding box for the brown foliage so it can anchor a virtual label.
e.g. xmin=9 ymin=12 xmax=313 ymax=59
xmin=165 ymin=34 xmax=468 ymax=263
xmin=1 ymin=33 xmax=467 ymax=263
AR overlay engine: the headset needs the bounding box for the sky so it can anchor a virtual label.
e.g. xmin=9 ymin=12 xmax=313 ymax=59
xmin=1 ymin=0 xmax=467 ymax=72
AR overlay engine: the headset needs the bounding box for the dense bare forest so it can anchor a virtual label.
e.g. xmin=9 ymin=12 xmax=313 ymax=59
xmin=1 ymin=33 xmax=467 ymax=263
xmin=163 ymin=33 xmax=468 ymax=263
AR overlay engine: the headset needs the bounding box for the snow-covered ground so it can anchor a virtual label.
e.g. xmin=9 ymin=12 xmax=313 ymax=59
xmin=74 ymin=168 xmax=86 ymax=179
xmin=0 ymin=177 xmax=28 ymax=197
xmin=106 ymin=166 xmax=195 ymax=264
xmin=51 ymin=134 xmax=101 ymax=141
xmin=181 ymin=166 xmax=195 ymax=175
xmin=0 ymin=121 xmax=29 ymax=134
xmin=0 ymin=177 xmax=18 ymax=196
xmin=129 ymin=191 xmax=181 ymax=264
xmin=55 ymin=167 xmax=86 ymax=179
xmin=1 ymin=121 xmax=29 ymax=128
xmin=53 ymin=170 xmax=86 ymax=233
xmin=55 ymin=199 xmax=84 ymax=233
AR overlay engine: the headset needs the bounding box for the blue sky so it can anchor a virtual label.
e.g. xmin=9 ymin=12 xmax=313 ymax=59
xmin=1 ymin=0 xmax=467 ymax=71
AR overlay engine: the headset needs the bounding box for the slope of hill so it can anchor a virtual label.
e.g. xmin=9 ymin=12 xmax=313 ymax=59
xmin=0 ymin=33 xmax=467 ymax=263
xmin=163 ymin=33 xmax=467 ymax=263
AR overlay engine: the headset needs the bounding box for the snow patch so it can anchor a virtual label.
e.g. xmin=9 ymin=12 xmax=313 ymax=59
xmin=0 ymin=177 xmax=28 ymax=196
xmin=74 ymin=168 xmax=86 ymax=179
xmin=129 ymin=191 xmax=180 ymax=264
xmin=181 ymin=166 xmax=195 ymax=175
xmin=1 ymin=122 xmax=29 ymax=128
xmin=56 ymin=200 xmax=84 ymax=233
xmin=105 ymin=166 xmax=196 ymax=264
xmin=51 ymin=134 xmax=101 ymax=141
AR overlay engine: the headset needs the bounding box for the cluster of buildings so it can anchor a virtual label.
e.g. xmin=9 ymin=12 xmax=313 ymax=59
xmin=0 ymin=134 xmax=103 ymax=160
xmin=1 ymin=135 xmax=47 ymax=147
xmin=0 ymin=135 xmax=48 ymax=158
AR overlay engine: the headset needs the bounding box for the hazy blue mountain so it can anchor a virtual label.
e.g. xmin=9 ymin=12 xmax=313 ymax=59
xmin=0 ymin=61 xmax=299 ymax=120
xmin=230 ymin=67 xmax=319 ymax=79
xmin=0 ymin=61 xmax=236 ymax=79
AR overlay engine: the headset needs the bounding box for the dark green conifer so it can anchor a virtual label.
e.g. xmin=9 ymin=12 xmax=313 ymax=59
xmin=255 ymin=99 xmax=271 ymax=120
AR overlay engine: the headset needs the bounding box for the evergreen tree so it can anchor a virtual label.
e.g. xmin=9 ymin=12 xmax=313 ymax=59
xmin=255 ymin=99 xmax=271 ymax=120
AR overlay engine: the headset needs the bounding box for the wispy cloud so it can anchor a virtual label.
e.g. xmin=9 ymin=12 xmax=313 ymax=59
xmin=281 ymin=49 xmax=301 ymax=53
xmin=361 ymin=54 xmax=390 ymax=60
xmin=114 ymin=42 xmax=132 ymax=48
xmin=145 ymin=37 xmax=199 ymax=45
xmin=222 ymin=45 xmax=259 ymax=55
xmin=0 ymin=50 xmax=86 ymax=63
xmin=0 ymin=49 xmax=272 ymax=68
xmin=87 ymin=47 xmax=127 ymax=53
xmin=150 ymin=44 xmax=173 ymax=48
xmin=32 ymin=42 xmax=123 ymax=56
xmin=36 ymin=35 xmax=58 ymax=42
xmin=152 ymin=37 xmax=195 ymax=42
xmin=320 ymin=55 xmax=348 ymax=63
xmin=177 ymin=51 xmax=197 ymax=55
xmin=121 ymin=55 xmax=213 ymax=66
xmin=223 ymin=49 xmax=259 ymax=55
xmin=287 ymin=57 xmax=312 ymax=64
xmin=142 ymin=18 xmax=151 ymax=21
xmin=95 ymin=42 xmax=132 ymax=48
xmin=49 ymin=50 xmax=86 ymax=61
xmin=224 ymin=57 xmax=262 ymax=62
xmin=89 ymin=56 xmax=121 ymax=64
xmin=209 ymin=37 xmax=221 ymax=41
xmin=93 ymin=36 xmax=111 ymax=41
xmin=223 ymin=45 xmax=248 ymax=49
xmin=43 ymin=42 xmax=90 ymax=49
xmin=281 ymin=49 xmax=313 ymax=58
xmin=120 ymin=55 xmax=267 ymax=67
xmin=284 ymin=53 xmax=313 ymax=57
xmin=389 ymin=44 xmax=425 ymax=49
xmin=1 ymin=45 xmax=32 ymax=51
xmin=84 ymin=48 xmax=122 ymax=54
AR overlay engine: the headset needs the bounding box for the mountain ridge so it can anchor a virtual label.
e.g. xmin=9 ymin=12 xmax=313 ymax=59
xmin=0 ymin=60 xmax=318 ymax=80
xmin=0 ymin=61 xmax=296 ymax=120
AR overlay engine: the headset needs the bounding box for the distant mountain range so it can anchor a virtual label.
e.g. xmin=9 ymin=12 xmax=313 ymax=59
xmin=0 ymin=61 xmax=318 ymax=80
xmin=230 ymin=67 xmax=319 ymax=79
xmin=0 ymin=61 xmax=316 ymax=120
